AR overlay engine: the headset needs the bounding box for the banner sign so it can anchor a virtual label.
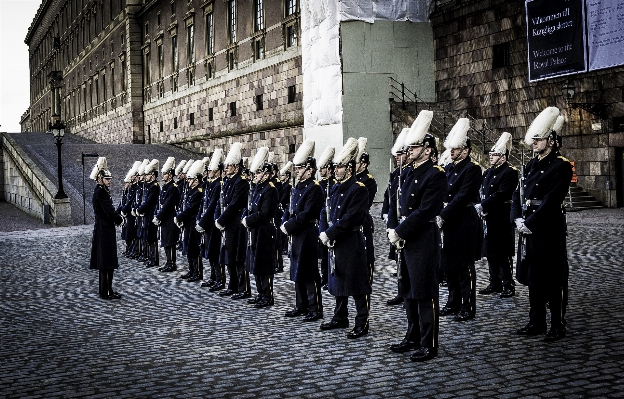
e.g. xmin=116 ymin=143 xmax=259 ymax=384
xmin=526 ymin=0 xmax=587 ymax=82
xmin=586 ymin=0 xmax=624 ymax=71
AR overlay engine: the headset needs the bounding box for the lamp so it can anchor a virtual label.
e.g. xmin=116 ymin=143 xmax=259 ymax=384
xmin=48 ymin=119 xmax=68 ymax=199
xmin=562 ymin=80 xmax=607 ymax=119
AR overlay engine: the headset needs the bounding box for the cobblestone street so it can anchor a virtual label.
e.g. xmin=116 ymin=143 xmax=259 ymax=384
xmin=1 ymin=206 xmax=623 ymax=398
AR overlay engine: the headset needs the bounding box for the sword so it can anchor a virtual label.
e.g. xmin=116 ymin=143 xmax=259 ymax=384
xmin=519 ymin=148 xmax=527 ymax=261
xmin=395 ymin=239 xmax=405 ymax=281
xmin=328 ymin=240 xmax=336 ymax=275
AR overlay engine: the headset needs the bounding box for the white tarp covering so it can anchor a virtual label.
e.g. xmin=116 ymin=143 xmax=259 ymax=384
xmin=301 ymin=0 xmax=343 ymax=128
xmin=341 ymin=0 xmax=433 ymax=23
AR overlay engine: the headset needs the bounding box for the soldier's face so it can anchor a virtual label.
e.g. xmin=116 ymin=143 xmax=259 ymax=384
xmin=450 ymin=148 xmax=468 ymax=162
xmin=356 ymin=161 xmax=367 ymax=174
xmin=162 ymin=172 xmax=171 ymax=183
xmin=489 ymin=153 xmax=502 ymax=166
xmin=533 ymin=138 xmax=548 ymax=154
xmin=395 ymin=153 xmax=407 ymax=166
xmin=279 ymin=174 xmax=289 ymax=183
xmin=335 ymin=165 xmax=349 ymax=181
xmin=103 ymin=177 xmax=112 ymax=188
xmin=225 ymin=165 xmax=236 ymax=176
xmin=253 ymin=172 xmax=266 ymax=184
xmin=319 ymin=166 xmax=328 ymax=178
xmin=295 ymin=166 xmax=307 ymax=181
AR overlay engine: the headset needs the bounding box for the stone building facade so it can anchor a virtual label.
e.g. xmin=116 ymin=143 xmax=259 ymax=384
xmin=430 ymin=0 xmax=624 ymax=207
xmin=23 ymin=0 xmax=303 ymax=163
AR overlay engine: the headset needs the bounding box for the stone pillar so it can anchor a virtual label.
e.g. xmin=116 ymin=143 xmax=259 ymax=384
xmin=126 ymin=0 xmax=145 ymax=144
xmin=53 ymin=197 xmax=72 ymax=226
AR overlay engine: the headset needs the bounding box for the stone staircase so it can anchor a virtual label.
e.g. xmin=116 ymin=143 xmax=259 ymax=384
xmin=8 ymin=132 xmax=201 ymax=225
xmin=565 ymin=182 xmax=603 ymax=211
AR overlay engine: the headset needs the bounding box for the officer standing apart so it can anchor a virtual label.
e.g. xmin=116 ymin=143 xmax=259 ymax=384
xmin=243 ymin=147 xmax=279 ymax=308
xmin=282 ymin=139 xmax=325 ymax=321
xmin=438 ymin=118 xmax=483 ymax=322
xmin=387 ymin=110 xmax=447 ymax=362
xmin=512 ymin=107 xmax=572 ymax=342
xmin=216 ymin=143 xmax=251 ymax=299
xmin=319 ymin=138 xmax=371 ymax=339
xmin=476 ymin=133 xmax=519 ymax=298
xmin=89 ymin=157 xmax=124 ymax=300
xmin=154 ymin=157 xmax=180 ymax=273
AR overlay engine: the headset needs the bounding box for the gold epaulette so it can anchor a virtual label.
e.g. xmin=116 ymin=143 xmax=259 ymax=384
xmin=367 ymin=173 xmax=374 ymax=179
xmin=198 ymin=187 xmax=203 ymax=193
xmin=558 ymin=155 xmax=571 ymax=163
xmin=173 ymin=183 xmax=178 ymax=187
xmin=509 ymin=165 xmax=518 ymax=171
xmin=434 ymin=165 xmax=445 ymax=172
xmin=357 ymin=181 xmax=366 ymax=187
xmin=241 ymin=175 xmax=247 ymax=180
xmin=314 ymin=180 xmax=319 ymax=185
xmin=154 ymin=182 xmax=158 ymax=186
xmin=472 ymin=161 xmax=480 ymax=166
xmin=269 ymin=181 xmax=275 ymax=188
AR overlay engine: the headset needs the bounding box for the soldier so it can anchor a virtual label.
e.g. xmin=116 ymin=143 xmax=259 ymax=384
xmin=215 ymin=143 xmax=251 ymax=299
xmin=438 ymin=118 xmax=483 ymax=322
xmin=382 ymin=128 xmax=410 ymax=306
xmin=138 ymin=159 xmax=161 ymax=268
xmin=355 ymin=138 xmax=378 ymax=281
xmin=319 ymin=138 xmax=371 ymax=339
xmin=317 ymin=147 xmax=336 ymax=290
xmin=175 ymin=159 xmax=204 ymax=282
xmin=197 ymin=149 xmax=225 ymax=289
xmin=89 ymin=157 xmax=124 ymax=300
xmin=282 ymin=140 xmax=325 ymax=321
xmin=387 ymin=110 xmax=446 ymax=362
xmin=132 ymin=159 xmax=149 ymax=261
xmin=244 ymin=147 xmax=279 ymax=308
xmin=512 ymin=107 xmax=572 ymax=342
xmin=123 ymin=161 xmax=141 ymax=259
xmin=278 ymin=162 xmax=293 ymax=268
xmin=174 ymin=160 xmax=188 ymax=251
xmin=119 ymin=161 xmax=140 ymax=256
xmin=154 ymin=157 xmax=180 ymax=273
xmin=476 ymin=132 xmax=519 ymax=298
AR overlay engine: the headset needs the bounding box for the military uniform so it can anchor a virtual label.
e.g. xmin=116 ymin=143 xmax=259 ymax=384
xmin=198 ymin=178 xmax=223 ymax=286
xmin=244 ymin=179 xmax=279 ymax=306
xmin=440 ymin=156 xmax=483 ymax=319
xmin=137 ymin=180 xmax=160 ymax=267
xmin=318 ymin=175 xmax=337 ymax=287
xmin=283 ymin=177 xmax=324 ymax=319
xmin=480 ymin=162 xmax=518 ymax=295
xmin=391 ymin=160 xmax=446 ymax=354
xmin=176 ymin=184 xmax=203 ymax=280
xmin=511 ymin=150 xmax=572 ymax=334
xmin=216 ymin=171 xmax=250 ymax=296
xmin=356 ymin=169 xmax=378 ymax=277
xmin=320 ymin=176 xmax=371 ymax=330
xmin=155 ymin=179 xmax=180 ymax=271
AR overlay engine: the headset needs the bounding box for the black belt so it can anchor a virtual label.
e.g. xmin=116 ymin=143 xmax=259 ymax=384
xmin=526 ymin=199 xmax=542 ymax=206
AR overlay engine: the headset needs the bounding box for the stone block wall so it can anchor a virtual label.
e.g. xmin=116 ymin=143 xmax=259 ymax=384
xmin=430 ymin=0 xmax=624 ymax=207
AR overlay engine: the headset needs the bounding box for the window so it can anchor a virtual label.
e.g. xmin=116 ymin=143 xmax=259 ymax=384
xmin=160 ymin=120 xmax=163 ymax=132
xmin=228 ymin=0 xmax=236 ymax=43
xmin=174 ymin=117 xmax=178 ymax=129
xmin=95 ymin=78 xmax=99 ymax=104
xmin=171 ymin=35 xmax=178 ymax=71
xmin=207 ymin=62 xmax=213 ymax=78
xmin=189 ymin=112 xmax=194 ymax=126
xmin=492 ymin=42 xmax=510 ymax=69
xmin=144 ymin=51 xmax=151 ymax=86
xmin=256 ymin=94 xmax=263 ymax=111
xmin=230 ymin=101 xmax=236 ymax=116
xmin=255 ymin=40 xmax=264 ymax=60
xmin=286 ymin=25 xmax=297 ymax=47
xmin=229 ymin=51 xmax=236 ymax=70
xmin=158 ymin=44 xmax=163 ymax=78
xmin=208 ymin=107 xmax=213 ymax=121
xmin=205 ymin=12 xmax=214 ymax=54
xmin=289 ymin=143 xmax=296 ymax=153
xmin=157 ymin=12 xmax=161 ymax=28
xmin=187 ymin=25 xmax=194 ymax=64
xmin=171 ymin=1 xmax=175 ymax=18
xmin=286 ymin=0 xmax=297 ymax=16
xmin=110 ymin=66 xmax=115 ymax=96
xmin=102 ymin=73 xmax=107 ymax=101
xmin=288 ymin=85 xmax=296 ymax=103
xmin=145 ymin=22 xmax=149 ymax=38
xmin=254 ymin=0 xmax=264 ymax=31
xmin=121 ymin=59 xmax=126 ymax=91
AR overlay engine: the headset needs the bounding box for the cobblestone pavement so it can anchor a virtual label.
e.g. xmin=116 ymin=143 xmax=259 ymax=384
xmin=1 ymin=205 xmax=623 ymax=398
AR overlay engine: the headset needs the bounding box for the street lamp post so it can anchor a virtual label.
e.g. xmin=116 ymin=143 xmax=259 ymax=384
xmin=49 ymin=120 xmax=68 ymax=199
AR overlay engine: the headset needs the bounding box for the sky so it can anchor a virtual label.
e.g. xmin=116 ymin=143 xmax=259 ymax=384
xmin=0 ymin=0 xmax=41 ymax=133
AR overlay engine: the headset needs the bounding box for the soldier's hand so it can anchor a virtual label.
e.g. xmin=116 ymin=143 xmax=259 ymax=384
xmin=387 ymin=229 xmax=401 ymax=245
xmin=215 ymin=220 xmax=225 ymax=231
xmin=382 ymin=214 xmax=388 ymax=223
xmin=241 ymin=218 xmax=248 ymax=228
xmin=517 ymin=222 xmax=532 ymax=235
xmin=319 ymin=231 xmax=330 ymax=246
xmin=514 ymin=218 xmax=524 ymax=230
xmin=131 ymin=208 xmax=137 ymax=217
xmin=118 ymin=217 xmax=126 ymax=227
xmin=436 ymin=215 xmax=444 ymax=229
xmin=121 ymin=211 xmax=126 ymax=217
xmin=474 ymin=203 xmax=484 ymax=216
xmin=152 ymin=216 xmax=160 ymax=226
xmin=195 ymin=224 xmax=205 ymax=233
xmin=280 ymin=224 xmax=288 ymax=235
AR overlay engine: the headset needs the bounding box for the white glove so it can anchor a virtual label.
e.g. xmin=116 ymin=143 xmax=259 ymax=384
xmin=517 ymin=221 xmax=532 ymax=235
xmin=474 ymin=203 xmax=483 ymax=215
xmin=152 ymin=216 xmax=160 ymax=226
xmin=174 ymin=217 xmax=183 ymax=228
xmin=215 ymin=220 xmax=225 ymax=231
xmin=514 ymin=218 xmax=524 ymax=230
xmin=195 ymin=224 xmax=205 ymax=233
xmin=241 ymin=217 xmax=248 ymax=228
xmin=118 ymin=217 xmax=126 ymax=227
xmin=121 ymin=211 xmax=126 ymax=217
xmin=382 ymin=214 xmax=388 ymax=223
xmin=436 ymin=216 xmax=444 ymax=229
xmin=319 ymin=231 xmax=330 ymax=246
xmin=387 ymin=229 xmax=400 ymax=245
xmin=280 ymin=224 xmax=288 ymax=235
xmin=138 ymin=212 xmax=145 ymax=217
xmin=131 ymin=208 xmax=136 ymax=217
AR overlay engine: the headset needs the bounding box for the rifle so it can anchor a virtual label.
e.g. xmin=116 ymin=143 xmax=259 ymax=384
xmin=395 ymin=160 xmax=404 ymax=281
xmin=220 ymin=176 xmax=226 ymax=249
xmin=288 ymin=174 xmax=295 ymax=255
xmin=479 ymin=184 xmax=487 ymax=238
xmin=247 ymin=179 xmax=253 ymax=248
xmin=324 ymin=176 xmax=336 ymax=275
xmin=519 ymin=148 xmax=527 ymax=261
